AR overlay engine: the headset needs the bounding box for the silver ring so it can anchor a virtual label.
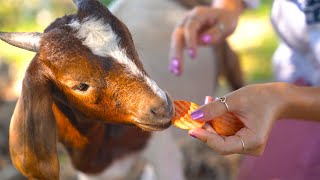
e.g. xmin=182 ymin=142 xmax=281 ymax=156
xmin=218 ymin=96 xmax=229 ymax=111
xmin=236 ymin=135 xmax=246 ymax=152
xmin=217 ymin=23 xmax=225 ymax=32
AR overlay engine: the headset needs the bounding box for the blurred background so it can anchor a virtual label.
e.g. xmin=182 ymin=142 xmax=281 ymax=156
xmin=0 ymin=0 xmax=276 ymax=179
xmin=0 ymin=0 xmax=276 ymax=93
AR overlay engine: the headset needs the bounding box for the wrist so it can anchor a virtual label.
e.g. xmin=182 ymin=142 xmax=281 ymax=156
xmin=272 ymin=83 xmax=296 ymax=120
xmin=275 ymin=83 xmax=320 ymax=121
xmin=262 ymin=82 xmax=293 ymax=121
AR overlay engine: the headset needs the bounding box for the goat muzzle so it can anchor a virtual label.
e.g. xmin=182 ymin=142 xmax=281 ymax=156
xmin=133 ymin=93 xmax=174 ymax=131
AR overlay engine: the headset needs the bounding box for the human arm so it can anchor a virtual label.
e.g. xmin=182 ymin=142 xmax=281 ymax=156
xmin=188 ymin=82 xmax=320 ymax=156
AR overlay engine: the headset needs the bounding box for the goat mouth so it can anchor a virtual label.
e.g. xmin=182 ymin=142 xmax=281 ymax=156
xmin=136 ymin=121 xmax=172 ymax=131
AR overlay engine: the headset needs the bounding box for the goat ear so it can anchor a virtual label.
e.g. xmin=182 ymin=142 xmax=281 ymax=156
xmin=73 ymin=0 xmax=113 ymax=20
xmin=9 ymin=61 xmax=59 ymax=179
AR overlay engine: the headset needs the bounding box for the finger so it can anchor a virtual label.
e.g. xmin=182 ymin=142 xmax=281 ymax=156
xmin=190 ymin=99 xmax=228 ymax=122
xmin=169 ymin=27 xmax=185 ymax=76
xmin=203 ymin=122 xmax=217 ymax=134
xmin=236 ymin=128 xmax=267 ymax=156
xmin=184 ymin=16 xmax=201 ymax=59
xmin=202 ymin=96 xmax=217 ymax=133
xmin=189 ymin=128 xmax=245 ymax=155
xmin=199 ymin=26 xmax=224 ymax=45
xmin=203 ymin=96 xmax=214 ymax=104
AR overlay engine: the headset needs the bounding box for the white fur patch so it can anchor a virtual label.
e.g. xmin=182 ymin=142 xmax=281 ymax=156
xmin=68 ymin=17 xmax=166 ymax=102
xmin=77 ymin=153 xmax=141 ymax=180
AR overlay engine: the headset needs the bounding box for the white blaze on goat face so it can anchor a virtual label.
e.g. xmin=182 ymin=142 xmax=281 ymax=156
xmin=68 ymin=16 xmax=167 ymax=102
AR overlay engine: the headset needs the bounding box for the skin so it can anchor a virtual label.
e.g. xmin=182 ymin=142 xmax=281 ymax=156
xmin=169 ymin=0 xmax=245 ymax=75
xmin=188 ymin=83 xmax=320 ymax=156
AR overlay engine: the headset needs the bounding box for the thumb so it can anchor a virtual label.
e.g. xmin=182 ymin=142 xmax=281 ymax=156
xmin=190 ymin=98 xmax=228 ymax=122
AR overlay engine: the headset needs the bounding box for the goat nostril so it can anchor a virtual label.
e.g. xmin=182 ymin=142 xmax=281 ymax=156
xmin=150 ymin=105 xmax=174 ymax=118
xmin=150 ymin=108 xmax=157 ymax=116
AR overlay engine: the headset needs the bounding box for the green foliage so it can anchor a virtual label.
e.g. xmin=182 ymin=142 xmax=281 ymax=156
xmin=235 ymin=0 xmax=277 ymax=83
xmin=101 ymin=0 xmax=113 ymax=6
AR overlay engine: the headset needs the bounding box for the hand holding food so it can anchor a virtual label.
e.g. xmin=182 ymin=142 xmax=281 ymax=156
xmin=172 ymin=100 xmax=244 ymax=136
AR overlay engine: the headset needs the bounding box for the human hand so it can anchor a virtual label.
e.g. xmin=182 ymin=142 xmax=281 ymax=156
xmin=169 ymin=6 xmax=241 ymax=76
xmin=188 ymin=83 xmax=289 ymax=156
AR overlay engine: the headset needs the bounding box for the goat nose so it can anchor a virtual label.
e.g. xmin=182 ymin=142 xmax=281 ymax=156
xmin=150 ymin=94 xmax=174 ymax=119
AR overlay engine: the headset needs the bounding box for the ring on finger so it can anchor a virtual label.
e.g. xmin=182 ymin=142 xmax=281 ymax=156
xmin=236 ymin=135 xmax=246 ymax=152
xmin=216 ymin=96 xmax=229 ymax=112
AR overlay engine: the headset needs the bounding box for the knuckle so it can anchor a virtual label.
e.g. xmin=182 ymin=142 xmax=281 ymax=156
xmin=191 ymin=7 xmax=199 ymax=14
xmin=251 ymin=147 xmax=265 ymax=157
xmin=253 ymin=135 xmax=266 ymax=149
xmin=192 ymin=6 xmax=204 ymax=15
xmin=172 ymin=28 xmax=182 ymax=36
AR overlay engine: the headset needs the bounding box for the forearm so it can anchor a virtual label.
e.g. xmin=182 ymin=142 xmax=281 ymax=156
xmin=276 ymin=83 xmax=320 ymax=121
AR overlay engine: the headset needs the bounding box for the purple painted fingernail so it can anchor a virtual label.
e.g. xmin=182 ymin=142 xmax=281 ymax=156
xmin=188 ymin=48 xmax=196 ymax=59
xmin=202 ymin=34 xmax=212 ymax=44
xmin=169 ymin=59 xmax=181 ymax=76
xmin=169 ymin=66 xmax=180 ymax=76
xmin=189 ymin=133 xmax=198 ymax=139
xmin=191 ymin=109 xmax=204 ymax=120
xmin=171 ymin=58 xmax=179 ymax=68
xmin=172 ymin=68 xmax=180 ymax=76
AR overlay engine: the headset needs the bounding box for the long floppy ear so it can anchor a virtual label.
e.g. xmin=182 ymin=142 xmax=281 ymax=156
xmin=9 ymin=60 xmax=58 ymax=179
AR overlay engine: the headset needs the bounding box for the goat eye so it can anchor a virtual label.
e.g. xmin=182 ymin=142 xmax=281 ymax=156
xmin=73 ymin=83 xmax=90 ymax=92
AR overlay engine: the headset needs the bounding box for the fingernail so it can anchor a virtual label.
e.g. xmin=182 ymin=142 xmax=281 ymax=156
xmin=172 ymin=68 xmax=180 ymax=76
xmin=191 ymin=109 xmax=204 ymax=120
xmin=169 ymin=58 xmax=180 ymax=76
xmin=169 ymin=66 xmax=180 ymax=76
xmin=189 ymin=132 xmax=198 ymax=139
xmin=204 ymin=96 xmax=213 ymax=104
xmin=188 ymin=48 xmax=196 ymax=59
xmin=171 ymin=58 xmax=179 ymax=68
xmin=201 ymin=34 xmax=212 ymax=44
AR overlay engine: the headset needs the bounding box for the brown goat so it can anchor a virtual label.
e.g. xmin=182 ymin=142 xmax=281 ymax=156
xmin=2 ymin=0 xmax=175 ymax=179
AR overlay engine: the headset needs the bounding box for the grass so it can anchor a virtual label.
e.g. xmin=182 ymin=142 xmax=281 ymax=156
xmin=229 ymin=0 xmax=278 ymax=83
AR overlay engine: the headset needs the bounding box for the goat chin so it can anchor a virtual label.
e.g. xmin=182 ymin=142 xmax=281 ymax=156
xmin=135 ymin=121 xmax=172 ymax=131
